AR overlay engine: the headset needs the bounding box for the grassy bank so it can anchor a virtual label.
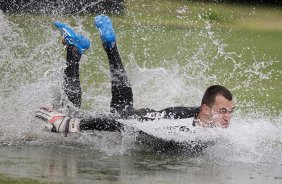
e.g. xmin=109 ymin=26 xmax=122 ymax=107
xmin=122 ymin=0 xmax=282 ymax=31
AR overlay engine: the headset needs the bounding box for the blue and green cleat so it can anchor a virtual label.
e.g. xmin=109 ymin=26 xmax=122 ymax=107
xmin=94 ymin=15 xmax=116 ymax=49
xmin=54 ymin=21 xmax=90 ymax=55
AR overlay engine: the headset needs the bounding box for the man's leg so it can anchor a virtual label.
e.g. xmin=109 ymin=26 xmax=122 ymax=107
xmin=64 ymin=45 xmax=82 ymax=108
xmin=105 ymin=44 xmax=134 ymax=115
xmin=53 ymin=21 xmax=90 ymax=109
xmin=95 ymin=15 xmax=134 ymax=116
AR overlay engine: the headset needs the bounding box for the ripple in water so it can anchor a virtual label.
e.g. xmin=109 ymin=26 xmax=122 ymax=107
xmin=0 ymin=10 xmax=281 ymax=168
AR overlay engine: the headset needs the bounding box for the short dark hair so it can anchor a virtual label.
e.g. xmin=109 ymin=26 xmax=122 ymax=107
xmin=201 ymin=85 xmax=232 ymax=107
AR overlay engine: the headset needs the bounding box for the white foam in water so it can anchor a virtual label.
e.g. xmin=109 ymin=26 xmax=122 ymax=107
xmin=0 ymin=11 xmax=281 ymax=169
xmin=203 ymin=116 xmax=282 ymax=165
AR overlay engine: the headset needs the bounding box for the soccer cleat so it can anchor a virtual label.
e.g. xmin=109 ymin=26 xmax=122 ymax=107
xmin=54 ymin=21 xmax=90 ymax=55
xmin=35 ymin=106 xmax=80 ymax=135
xmin=94 ymin=15 xmax=116 ymax=48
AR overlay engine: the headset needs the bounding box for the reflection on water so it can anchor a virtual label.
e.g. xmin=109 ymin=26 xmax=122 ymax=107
xmin=0 ymin=146 xmax=281 ymax=184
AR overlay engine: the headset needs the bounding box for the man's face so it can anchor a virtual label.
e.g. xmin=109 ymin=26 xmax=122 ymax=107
xmin=208 ymin=95 xmax=234 ymax=128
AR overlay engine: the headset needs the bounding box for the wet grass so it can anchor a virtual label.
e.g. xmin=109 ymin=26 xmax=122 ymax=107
xmin=0 ymin=174 xmax=53 ymax=184
xmin=3 ymin=0 xmax=282 ymax=114
xmin=118 ymin=0 xmax=282 ymax=113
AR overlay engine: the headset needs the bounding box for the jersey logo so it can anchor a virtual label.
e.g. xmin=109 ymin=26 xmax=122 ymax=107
xmin=139 ymin=111 xmax=166 ymax=121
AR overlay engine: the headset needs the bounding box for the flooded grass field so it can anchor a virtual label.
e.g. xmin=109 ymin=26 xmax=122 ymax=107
xmin=0 ymin=0 xmax=281 ymax=183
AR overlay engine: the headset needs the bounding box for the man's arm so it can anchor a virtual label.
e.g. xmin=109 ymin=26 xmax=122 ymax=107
xmin=79 ymin=116 xmax=125 ymax=132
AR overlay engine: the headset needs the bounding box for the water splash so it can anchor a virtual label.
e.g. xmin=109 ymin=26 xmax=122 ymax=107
xmin=0 ymin=9 xmax=281 ymax=167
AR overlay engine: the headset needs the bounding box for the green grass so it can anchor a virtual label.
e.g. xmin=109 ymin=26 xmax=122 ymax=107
xmin=0 ymin=174 xmax=53 ymax=184
xmin=3 ymin=0 xmax=282 ymax=114
xmin=120 ymin=0 xmax=282 ymax=114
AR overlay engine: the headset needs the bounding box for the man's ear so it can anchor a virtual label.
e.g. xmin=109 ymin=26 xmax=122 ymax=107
xmin=201 ymin=104 xmax=211 ymax=115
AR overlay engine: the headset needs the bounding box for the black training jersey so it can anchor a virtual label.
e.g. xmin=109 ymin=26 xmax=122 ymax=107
xmin=134 ymin=106 xmax=200 ymax=121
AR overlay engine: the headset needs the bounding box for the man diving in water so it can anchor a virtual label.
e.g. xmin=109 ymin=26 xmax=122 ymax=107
xmin=36 ymin=15 xmax=235 ymax=136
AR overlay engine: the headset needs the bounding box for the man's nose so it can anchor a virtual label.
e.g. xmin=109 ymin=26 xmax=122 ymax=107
xmin=223 ymin=113 xmax=232 ymax=121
